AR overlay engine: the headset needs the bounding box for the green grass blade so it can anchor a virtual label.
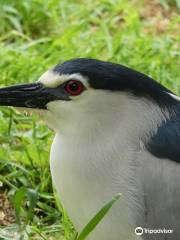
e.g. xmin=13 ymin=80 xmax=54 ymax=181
xmin=27 ymin=188 xmax=38 ymax=222
xmin=13 ymin=187 xmax=27 ymax=224
xmin=76 ymin=194 xmax=121 ymax=240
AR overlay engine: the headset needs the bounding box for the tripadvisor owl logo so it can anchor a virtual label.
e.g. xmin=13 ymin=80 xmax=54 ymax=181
xmin=135 ymin=227 xmax=143 ymax=236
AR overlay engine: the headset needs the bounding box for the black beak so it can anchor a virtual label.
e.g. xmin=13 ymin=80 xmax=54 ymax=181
xmin=0 ymin=82 xmax=70 ymax=109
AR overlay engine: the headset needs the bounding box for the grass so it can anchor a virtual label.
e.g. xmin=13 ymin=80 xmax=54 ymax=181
xmin=0 ymin=0 xmax=179 ymax=239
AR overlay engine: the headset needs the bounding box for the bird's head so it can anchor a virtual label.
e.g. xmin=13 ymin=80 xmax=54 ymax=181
xmin=0 ymin=58 xmax=175 ymax=136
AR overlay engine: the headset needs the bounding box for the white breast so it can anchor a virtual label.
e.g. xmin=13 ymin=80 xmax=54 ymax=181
xmin=48 ymin=92 xmax=166 ymax=240
xmin=50 ymin=130 xmax=144 ymax=240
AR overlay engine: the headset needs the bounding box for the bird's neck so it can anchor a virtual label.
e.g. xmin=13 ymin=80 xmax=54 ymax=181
xmin=56 ymin=94 xmax=167 ymax=145
xmin=50 ymin=94 xmax=168 ymax=238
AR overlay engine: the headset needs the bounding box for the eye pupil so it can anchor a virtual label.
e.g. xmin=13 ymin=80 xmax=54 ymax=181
xmin=65 ymin=80 xmax=84 ymax=96
xmin=69 ymin=82 xmax=79 ymax=91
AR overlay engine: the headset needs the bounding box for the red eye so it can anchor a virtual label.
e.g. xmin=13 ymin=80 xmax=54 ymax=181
xmin=65 ymin=80 xmax=85 ymax=96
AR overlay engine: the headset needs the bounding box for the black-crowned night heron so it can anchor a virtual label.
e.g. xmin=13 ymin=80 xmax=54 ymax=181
xmin=0 ymin=58 xmax=179 ymax=240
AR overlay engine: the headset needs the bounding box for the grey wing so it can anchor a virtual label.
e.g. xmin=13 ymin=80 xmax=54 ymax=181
xmin=136 ymin=113 xmax=180 ymax=239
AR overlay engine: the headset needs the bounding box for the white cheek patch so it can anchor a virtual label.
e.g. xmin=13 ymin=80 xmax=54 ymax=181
xmin=38 ymin=70 xmax=89 ymax=89
xmin=38 ymin=70 xmax=63 ymax=88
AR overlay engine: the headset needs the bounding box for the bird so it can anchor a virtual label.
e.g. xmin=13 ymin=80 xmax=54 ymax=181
xmin=0 ymin=58 xmax=179 ymax=240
